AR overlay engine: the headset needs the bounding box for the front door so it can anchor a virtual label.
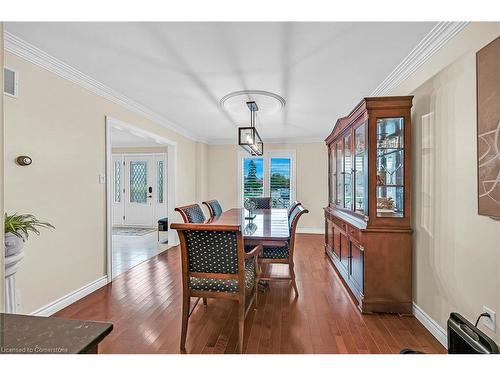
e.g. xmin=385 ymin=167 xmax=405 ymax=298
xmin=124 ymin=155 xmax=154 ymax=226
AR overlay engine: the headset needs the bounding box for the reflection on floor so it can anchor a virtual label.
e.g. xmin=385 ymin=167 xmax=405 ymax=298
xmin=112 ymin=229 xmax=169 ymax=277
xmin=56 ymin=234 xmax=445 ymax=354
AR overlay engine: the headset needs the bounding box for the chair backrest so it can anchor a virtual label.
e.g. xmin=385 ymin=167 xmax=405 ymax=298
xmin=170 ymin=223 xmax=246 ymax=291
xmin=287 ymin=201 xmax=301 ymax=220
xmin=175 ymin=204 xmax=206 ymax=223
xmin=249 ymin=197 xmax=271 ymax=209
xmin=202 ymin=200 xmax=223 ymax=218
xmin=288 ymin=205 xmax=309 ymax=258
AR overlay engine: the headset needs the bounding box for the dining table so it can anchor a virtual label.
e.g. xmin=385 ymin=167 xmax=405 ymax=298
xmin=0 ymin=313 xmax=113 ymax=354
xmin=204 ymin=208 xmax=290 ymax=247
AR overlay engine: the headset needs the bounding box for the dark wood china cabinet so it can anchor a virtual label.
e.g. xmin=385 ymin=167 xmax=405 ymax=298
xmin=324 ymin=96 xmax=413 ymax=314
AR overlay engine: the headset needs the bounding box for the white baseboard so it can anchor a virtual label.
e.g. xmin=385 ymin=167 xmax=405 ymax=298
xmin=31 ymin=276 xmax=108 ymax=317
xmin=413 ymin=302 xmax=447 ymax=348
xmin=297 ymin=227 xmax=324 ymax=234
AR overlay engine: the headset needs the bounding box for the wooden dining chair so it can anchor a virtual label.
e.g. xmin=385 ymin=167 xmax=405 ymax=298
xmin=175 ymin=204 xmax=206 ymax=223
xmin=249 ymin=197 xmax=272 ymax=209
xmin=202 ymin=199 xmax=223 ymax=218
xmin=259 ymin=204 xmax=308 ymax=296
xmin=170 ymin=221 xmax=262 ymax=354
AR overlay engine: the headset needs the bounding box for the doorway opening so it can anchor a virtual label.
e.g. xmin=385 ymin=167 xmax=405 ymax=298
xmin=106 ymin=116 xmax=178 ymax=280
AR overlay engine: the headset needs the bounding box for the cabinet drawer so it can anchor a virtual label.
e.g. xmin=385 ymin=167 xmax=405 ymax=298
xmin=332 ymin=217 xmax=347 ymax=232
xmin=347 ymin=224 xmax=361 ymax=242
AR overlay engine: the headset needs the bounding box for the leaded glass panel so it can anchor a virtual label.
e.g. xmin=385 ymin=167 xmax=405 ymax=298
xmin=130 ymin=161 xmax=148 ymax=203
xmin=158 ymin=160 xmax=164 ymax=204
xmin=114 ymin=160 xmax=121 ymax=203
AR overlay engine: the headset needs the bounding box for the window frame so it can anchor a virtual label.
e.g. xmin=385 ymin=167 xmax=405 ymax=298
xmin=238 ymin=149 xmax=296 ymax=208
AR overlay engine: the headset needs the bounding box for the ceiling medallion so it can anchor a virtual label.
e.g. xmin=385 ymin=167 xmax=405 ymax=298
xmin=220 ymin=90 xmax=286 ymax=115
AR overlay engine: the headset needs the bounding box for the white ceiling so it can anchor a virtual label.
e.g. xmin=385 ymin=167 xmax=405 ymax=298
xmin=5 ymin=22 xmax=436 ymax=143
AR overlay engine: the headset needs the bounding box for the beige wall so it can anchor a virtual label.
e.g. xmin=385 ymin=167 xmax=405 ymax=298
xmin=3 ymin=52 xmax=202 ymax=314
xmin=392 ymin=23 xmax=500 ymax=342
xmin=0 ymin=23 xmax=4 ymax=312
xmin=196 ymin=142 xmax=209 ymax=203
xmin=207 ymin=143 xmax=328 ymax=230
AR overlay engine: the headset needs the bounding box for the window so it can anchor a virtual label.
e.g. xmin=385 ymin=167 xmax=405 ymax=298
xmin=270 ymin=158 xmax=291 ymax=208
xmin=243 ymin=158 xmax=264 ymax=198
xmin=240 ymin=151 xmax=295 ymax=209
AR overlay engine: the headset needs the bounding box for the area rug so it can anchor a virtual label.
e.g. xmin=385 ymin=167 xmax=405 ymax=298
xmin=112 ymin=227 xmax=157 ymax=236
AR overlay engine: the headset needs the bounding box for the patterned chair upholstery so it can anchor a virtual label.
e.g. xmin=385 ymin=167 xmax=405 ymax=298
xmin=202 ymin=199 xmax=223 ymax=218
xmin=261 ymin=246 xmax=289 ymax=259
xmin=184 ymin=230 xmax=255 ymax=292
xmin=249 ymin=197 xmax=272 ymax=209
xmin=190 ymin=259 xmax=255 ymax=292
xmin=175 ymin=204 xmax=206 ymax=223
xmin=170 ymin=222 xmax=262 ymax=353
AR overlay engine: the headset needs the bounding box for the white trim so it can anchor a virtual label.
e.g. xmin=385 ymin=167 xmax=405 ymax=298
xmin=106 ymin=121 xmax=113 ymax=281
xmin=297 ymin=227 xmax=324 ymax=234
xmin=4 ymin=31 xmax=201 ymax=143
xmin=371 ymin=22 xmax=469 ymax=96
xmin=412 ymin=302 xmax=447 ymax=348
xmin=30 ymin=276 xmax=108 ymax=317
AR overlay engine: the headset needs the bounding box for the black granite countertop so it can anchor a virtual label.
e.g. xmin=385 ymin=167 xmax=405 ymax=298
xmin=0 ymin=313 xmax=113 ymax=354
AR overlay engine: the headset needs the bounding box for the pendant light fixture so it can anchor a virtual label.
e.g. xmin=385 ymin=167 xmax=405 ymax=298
xmin=238 ymin=101 xmax=263 ymax=156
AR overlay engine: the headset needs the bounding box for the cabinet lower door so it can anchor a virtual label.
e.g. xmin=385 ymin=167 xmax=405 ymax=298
xmin=340 ymin=233 xmax=350 ymax=271
xmin=350 ymin=242 xmax=364 ymax=293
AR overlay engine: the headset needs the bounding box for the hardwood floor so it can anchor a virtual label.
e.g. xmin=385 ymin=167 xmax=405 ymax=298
xmin=53 ymin=234 xmax=446 ymax=354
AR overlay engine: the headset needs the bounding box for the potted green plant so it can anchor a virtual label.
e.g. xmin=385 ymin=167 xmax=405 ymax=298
xmin=4 ymin=213 xmax=54 ymax=312
xmin=4 ymin=213 xmax=55 ymax=256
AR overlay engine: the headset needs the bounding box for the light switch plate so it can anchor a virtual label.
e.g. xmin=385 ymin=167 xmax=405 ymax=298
xmin=98 ymin=174 xmax=106 ymax=184
xmin=482 ymin=306 xmax=496 ymax=332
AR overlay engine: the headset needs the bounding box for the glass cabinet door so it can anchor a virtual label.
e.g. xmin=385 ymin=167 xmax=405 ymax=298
xmin=329 ymin=145 xmax=336 ymax=205
xmin=336 ymin=140 xmax=343 ymax=206
xmin=343 ymin=134 xmax=352 ymax=210
xmin=376 ymin=117 xmax=405 ymax=217
xmin=354 ymin=123 xmax=367 ymax=215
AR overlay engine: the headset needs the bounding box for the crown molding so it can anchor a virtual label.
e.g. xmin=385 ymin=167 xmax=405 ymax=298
xmin=371 ymin=21 xmax=469 ymax=96
xmin=3 ymin=31 xmax=202 ymax=143
xmin=208 ymin=136 xmax=325 ymax=145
